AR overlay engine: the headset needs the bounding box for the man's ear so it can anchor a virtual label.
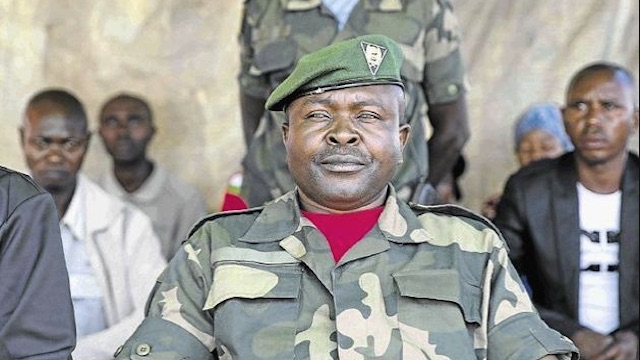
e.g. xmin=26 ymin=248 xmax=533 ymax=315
xmin=282 ymin=122 xmax=290 ymax=144
xmin=281 ymin=108 xmax=291 ymax=144
xmin=399 ymin=123 xmax=411 ymax=150
xmin=85 ymin=132 xmax=93 ymax=149
xmin=561 ymin=106 xmax=571 ymax=132
xmin=632 ymin=107 xmax=639 ymax=135
xmin=18 ymin=127 xmax=25 ymax=148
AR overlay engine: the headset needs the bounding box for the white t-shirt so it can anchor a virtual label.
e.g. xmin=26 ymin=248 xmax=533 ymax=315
xmin=577 ymin=182 xmax=621 ymax=334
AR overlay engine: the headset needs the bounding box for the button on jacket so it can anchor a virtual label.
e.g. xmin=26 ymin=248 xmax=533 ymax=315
xmin=116 ymin=187 xmax=577 ymax=359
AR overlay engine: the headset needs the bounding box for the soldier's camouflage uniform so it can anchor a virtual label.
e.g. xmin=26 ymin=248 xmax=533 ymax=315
xmin=114 ymin=187 xmax=579 ymax=359
xmin=239 ymin=0 xmax=467 ymax=206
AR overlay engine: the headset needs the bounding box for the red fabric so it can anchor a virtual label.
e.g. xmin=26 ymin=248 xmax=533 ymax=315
xmin=302 ymin=207 xmax=384 ymax=262
xmin=221 ymin=193 xmax=248 ymax=211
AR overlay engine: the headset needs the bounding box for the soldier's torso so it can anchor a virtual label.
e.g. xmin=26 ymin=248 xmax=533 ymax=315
xmin=115 ymin=194 xmax=578 ymax=360
xmin=200 ymin=202 xmax=499 ymax=359
xmin=206 ymin=232 xmax=488 ymax=359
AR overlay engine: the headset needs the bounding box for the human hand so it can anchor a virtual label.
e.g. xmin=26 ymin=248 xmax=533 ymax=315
xmin=590 ymin=330 xmax=638 ymax=360
xmin=571 ymin=328 xmax=615 ymax=359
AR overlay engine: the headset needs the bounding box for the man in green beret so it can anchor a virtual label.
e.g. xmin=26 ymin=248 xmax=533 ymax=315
xmin=114 ymin=34 xmax=577 ymax=360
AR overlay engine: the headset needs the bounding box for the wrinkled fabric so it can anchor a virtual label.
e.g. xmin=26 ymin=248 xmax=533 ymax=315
xmin=68 ymin=175 xmax=167 ymax=359
xmin=116 ymin=186 xmax=578 ymax=359
xmin=98 ymin=164 xmax=207 ymax=261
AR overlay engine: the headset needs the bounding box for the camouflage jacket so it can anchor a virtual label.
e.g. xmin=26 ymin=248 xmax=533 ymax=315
xmin=114 ymin=187 xmax=578 ymax=359
xmin=239 ymin=0 xmax=467 ymax=206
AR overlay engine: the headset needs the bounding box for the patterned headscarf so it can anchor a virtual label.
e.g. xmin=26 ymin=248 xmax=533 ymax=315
xmin=514 ymin=103 xmax=574 ymax=151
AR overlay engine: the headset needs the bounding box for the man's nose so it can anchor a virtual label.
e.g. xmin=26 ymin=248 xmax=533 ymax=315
xmin=44 ymin=144 xmax=64 ymax=163
xmin=326 ymin=116 xmax=360 ymax=146
xmin=114 ymin=121 xmax=131 ymax=137
xmin=585 ymin=103 xmax=605 ymax=126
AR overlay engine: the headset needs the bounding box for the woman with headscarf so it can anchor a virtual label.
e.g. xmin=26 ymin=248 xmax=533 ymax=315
xmin=481 ymin=103 xmax=574 ymax=219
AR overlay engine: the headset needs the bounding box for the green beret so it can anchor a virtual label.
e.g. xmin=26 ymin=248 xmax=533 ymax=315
xmin=266 ymin=34 xmax=405 ymax=111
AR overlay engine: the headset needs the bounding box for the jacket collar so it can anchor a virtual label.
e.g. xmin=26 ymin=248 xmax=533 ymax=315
xmin=103 ymin=162 xmax=164 ymax=203
xmin=239 ymin=185 xmax=432 ymax=245
xmin=64 ymin=174 xmax=124 ymax=237
xmin=60 ymin=174 xmax=87 ymax=241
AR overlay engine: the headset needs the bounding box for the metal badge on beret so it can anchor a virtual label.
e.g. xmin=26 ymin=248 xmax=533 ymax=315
xmin=361 ymin=41 xmax=388 ymax=75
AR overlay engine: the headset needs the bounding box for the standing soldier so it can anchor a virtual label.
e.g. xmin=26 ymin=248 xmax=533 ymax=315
xmin=238 ymin=0 xmax=470 ymax=206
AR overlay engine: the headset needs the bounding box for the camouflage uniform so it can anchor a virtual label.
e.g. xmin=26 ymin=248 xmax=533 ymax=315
xmin=114 ymin=187 xmax=578 ymax=359
xmin=239 ymin=0 xmax=467 ymax=206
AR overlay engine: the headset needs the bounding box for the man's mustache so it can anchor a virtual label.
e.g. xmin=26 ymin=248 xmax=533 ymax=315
xmin=312 ymin=147 xmax=371 ymax=164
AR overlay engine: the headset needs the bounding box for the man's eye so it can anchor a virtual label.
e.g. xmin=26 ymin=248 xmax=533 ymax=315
xmin=569 ymin=102 xmax=588 ymax=111
xmin=306 ymin=112 xmax=330 ymax=121
xmin=33 ymin=138 xmax=49 ymax=149
xmin=128 ymin=116 xmax=145 ymax=126
xmin=63 ymin=140 xmax=80 ymax=151
xmin=602 ymin=102 xmax=620 ymax=111
xmin=357 ymin=113 xmax=379 ymax=122
xmin=102 ymin=118 xmax=118 ymax=127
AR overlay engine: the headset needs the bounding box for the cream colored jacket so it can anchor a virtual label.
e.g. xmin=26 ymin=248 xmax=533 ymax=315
xmin=66 ymin=175 xmax=167 ymax=359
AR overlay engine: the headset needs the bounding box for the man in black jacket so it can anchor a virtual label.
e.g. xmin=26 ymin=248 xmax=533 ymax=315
xmin=494 ymin=62 xmax=639 ymax=360
xmin=0 ymin=165 xmax=76 ymax=359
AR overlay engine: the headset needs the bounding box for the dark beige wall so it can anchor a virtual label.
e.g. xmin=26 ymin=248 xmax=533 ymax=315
xmin=1 ymin=1 xmax=638 ymax=212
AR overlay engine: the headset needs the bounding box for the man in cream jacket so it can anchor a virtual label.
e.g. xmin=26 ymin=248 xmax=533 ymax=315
xmin=20 ymin=88 xmax=167 ymax=359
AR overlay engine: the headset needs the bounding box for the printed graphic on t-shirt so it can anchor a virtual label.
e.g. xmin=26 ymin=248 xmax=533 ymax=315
xmin=577 ymin=182 xmax=621 ymax=334
xmin=579 ymin=229 xmax=620 ymax=272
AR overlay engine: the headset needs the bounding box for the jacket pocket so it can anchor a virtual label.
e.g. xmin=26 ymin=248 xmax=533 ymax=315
xmin=393 ymin=269 xmax=481 ymax=328
xmin=392 ymin=269 xmax=482 ymax=357
xmin=205 ymin=262 xmax=302 ymax=360
xmin=253 ymin=38 xmax=297 ymax=75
